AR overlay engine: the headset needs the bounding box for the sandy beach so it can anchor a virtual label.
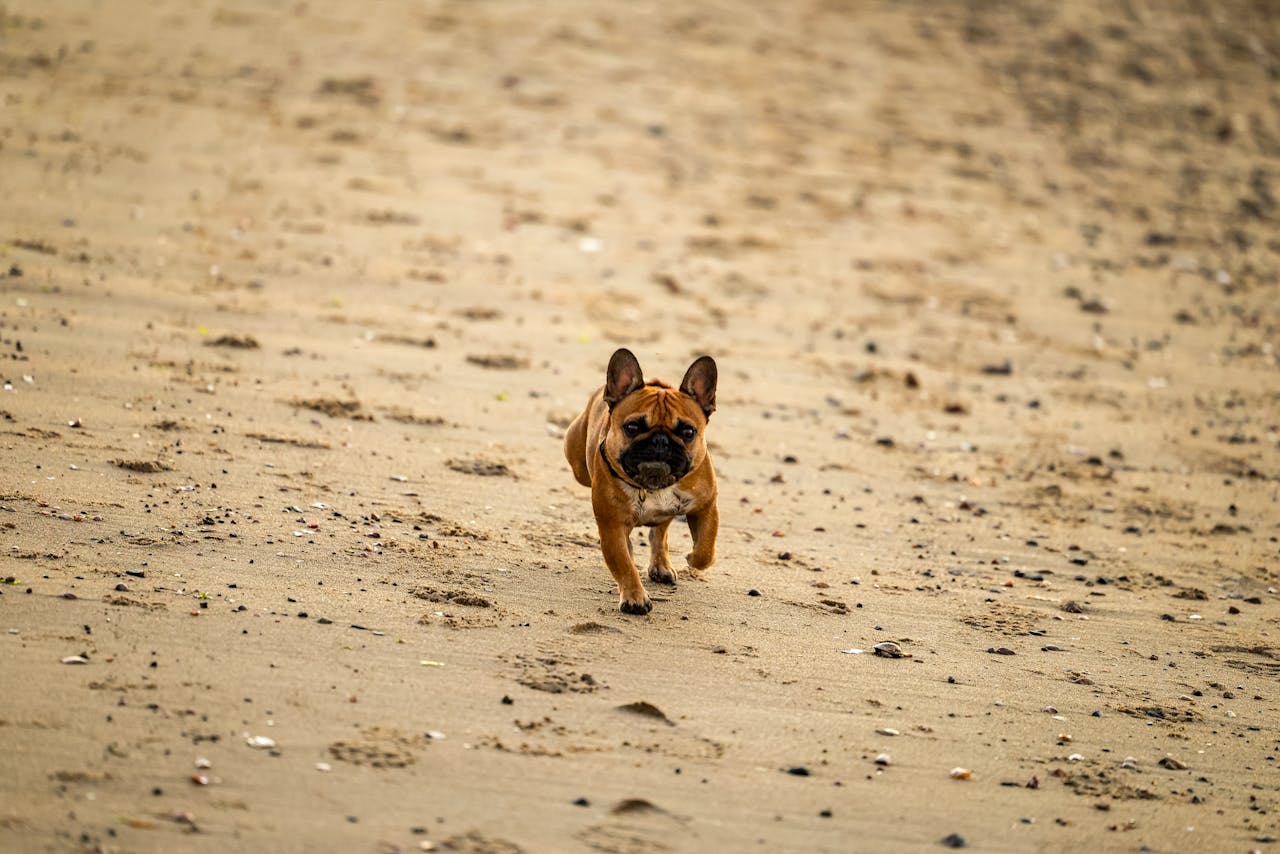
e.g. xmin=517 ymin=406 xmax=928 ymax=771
xmin=1 ymin=1 xmax=1278 ymax=851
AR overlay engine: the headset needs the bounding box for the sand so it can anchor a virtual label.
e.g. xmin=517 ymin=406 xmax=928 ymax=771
xmin=1 ymin=1 xmax=1278 ymax=851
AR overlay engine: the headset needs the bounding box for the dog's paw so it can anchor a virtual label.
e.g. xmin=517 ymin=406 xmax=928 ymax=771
xmin=619 ymin=595 xmax=653 ymax=615
xmin=685 ymin=551 xmax=715 ymax=571
xmin=648 ymin=564 xmax=677 ymax=585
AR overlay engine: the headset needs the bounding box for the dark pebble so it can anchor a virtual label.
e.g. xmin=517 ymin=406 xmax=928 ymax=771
xmin=317 ymin=617 xmax=333 ymax=624
xmin=1091 ymin=710 xmax=1102 ymax=717
xmin=947 ymin=676 xmax=956 ymax=684
xmin=786 ymin=766 xmax=810 ymax=776
xmin=1160 ymin=614 xmax=1176 ymax=621
xmin=501 ymin=695 xmax=514 ymax=705
xmin=988 ymin=647 xmax=1016 ymax=655
xmin=1228 ymin=606 xmax=1241 ymax=615
xmin=778 ymin=551 xmax=792 ymax=560
xmin=748 ymin=589 xmax=761 ymax=597
xmin=114 ymin=583 xmax=129 ymax=592
xmin=573 ymin=797 xmax=590 ymax=807
xmin=819 ymin=809 xmax=832 ymax=818
xmin=125 ymin=570 xmax=145 ymax=578
xmin=62 ymin=592 xmax=78 ymax=600
xmin=940 ymin=832 xmax=968 ymax=848
xmin=297 ymin=611 xmax=308 ymax=618
xmin=1245 ymin=597 xmax=1263 ymax=605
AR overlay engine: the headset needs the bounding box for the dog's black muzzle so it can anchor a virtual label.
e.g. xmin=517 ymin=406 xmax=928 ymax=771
xmin=621 ymin=432 xmax=690 ymax=490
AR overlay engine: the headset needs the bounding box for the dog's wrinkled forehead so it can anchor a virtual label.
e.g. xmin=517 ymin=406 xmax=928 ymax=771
xmin=614 ymin=381 xmax=704 ymax=428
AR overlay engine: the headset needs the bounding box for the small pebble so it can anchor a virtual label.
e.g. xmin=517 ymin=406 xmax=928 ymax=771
xmin=949 ymin=767 xmax=972 ymax=780
xmin=875 ymin=753 xmax=891 ymax=766
xmin=940 ymin=832 xmax=968 ymax=848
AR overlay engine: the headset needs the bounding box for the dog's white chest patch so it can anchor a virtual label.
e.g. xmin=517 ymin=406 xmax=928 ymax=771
xmin=626 ymin=484 xmax=690 ymax=526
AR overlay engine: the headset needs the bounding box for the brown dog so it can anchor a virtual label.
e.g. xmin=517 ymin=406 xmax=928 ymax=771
xmin=563 ymin=349 xmax=719 ymax=614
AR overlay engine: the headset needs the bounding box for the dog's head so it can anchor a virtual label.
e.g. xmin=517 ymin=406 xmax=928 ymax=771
xmin=601 ymin=348 xmax=717 ymax=491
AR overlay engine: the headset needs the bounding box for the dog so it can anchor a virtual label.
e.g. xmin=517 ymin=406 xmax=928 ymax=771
xmin=563 ymin=348 xmax=719 ymax=614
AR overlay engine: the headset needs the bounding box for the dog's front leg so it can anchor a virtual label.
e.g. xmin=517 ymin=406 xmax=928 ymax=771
xmin=685 ymin=503 xmax=718 ymax=571
xmin=599 ymin=522 xmax=651 ymax=614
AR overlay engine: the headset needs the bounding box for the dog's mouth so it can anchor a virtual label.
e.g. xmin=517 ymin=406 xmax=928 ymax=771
xmin=632 ymin=461 xmax=677 ymax=490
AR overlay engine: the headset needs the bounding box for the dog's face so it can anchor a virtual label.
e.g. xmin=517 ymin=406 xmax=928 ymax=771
xmin=602 ymin=350 xmax=716 ymax=491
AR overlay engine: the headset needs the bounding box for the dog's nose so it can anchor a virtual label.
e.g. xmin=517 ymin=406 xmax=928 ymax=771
xmin=651 ymin=433 xmax=669 ymax=451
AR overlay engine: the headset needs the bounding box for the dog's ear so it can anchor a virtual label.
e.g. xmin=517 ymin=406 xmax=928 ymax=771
xmin=605 ymin=348 xmax=645 ymax=408
xmin=679 ymin=355 xmax=717 ymax=418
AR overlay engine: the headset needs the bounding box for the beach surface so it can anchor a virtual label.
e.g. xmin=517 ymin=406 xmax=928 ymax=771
xmin=1 ymin=1 xmax=1278 ymax=851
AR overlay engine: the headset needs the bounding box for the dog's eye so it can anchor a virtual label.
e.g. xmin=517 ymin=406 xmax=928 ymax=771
xmin=624 ymin=420 xmax=645 ymax=436
xmin=677 ymin=423 xmax=697 ymax=441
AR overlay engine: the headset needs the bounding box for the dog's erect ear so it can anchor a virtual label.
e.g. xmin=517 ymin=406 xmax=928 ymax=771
xmin=605 ymin=348 xmax=645 ymax=408
xmin=679 ymin=355 xmax=717 ymax=418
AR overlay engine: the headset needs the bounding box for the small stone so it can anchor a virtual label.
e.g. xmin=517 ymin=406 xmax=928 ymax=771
xmin=874 ymin=753 xmax=891 ymax=766
xmin=747 ymin=589 xmax=761 ymax=597
xmin=949 ymin=767 xmax=972 ymax=780
xmin=1158 ymin=756 xmax=1187 ymax=770
xmin=786 ymin=766 xmax=810 ymax=777
xmin=573 ymin=797 xmax=590 ymax=807
xmin=876 ymin=727 xmax=900 ymax=736
xmin=940 ymin=832 xmax=968 ymax=848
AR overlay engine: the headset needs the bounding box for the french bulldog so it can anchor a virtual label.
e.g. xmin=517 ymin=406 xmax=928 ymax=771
xmin=563 ymin=348 xmax=719 ymax=614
